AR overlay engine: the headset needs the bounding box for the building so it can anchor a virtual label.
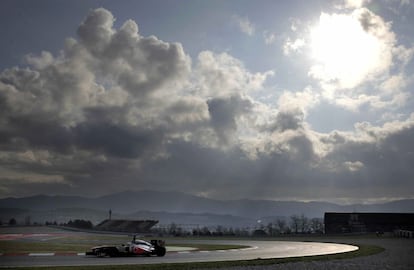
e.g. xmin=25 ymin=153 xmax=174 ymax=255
xmin=324 ymin=212 xmax=414 ymax=234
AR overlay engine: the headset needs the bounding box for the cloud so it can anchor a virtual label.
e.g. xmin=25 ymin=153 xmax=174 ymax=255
xmin=207 ymin=94 xmax=253 ymax=145
xmin=343 ymin=0 xmax=371 ymax=8
xmin=271 ymin=110 xmax=305 ymax=133
xmin=0 ymin=7 xmax=194 ymax=153
xmin=0 ymin=170 xmax=66 ymax=184
xmin=283 ymin=37 xmax=305 ymax=55
xmin=289 ymin=18 xmax=302 ymax=32
xmin=263 ymin=31 xmax=277 ymax=45
xmin=77 ymin=8 xmax=191 ymax=98
xmin=303 ymin=6 xmax=414 ymax=116
xmin=1 ymin=7 xmax=414 ymax=203
xmin=343 ymin=160 xmax=364 ymax=172
xmin=309 ymin=8 xmax=395 ymax=90
xmin=399 ymin=0 xmax=411 ymax=6
xmin=0 ymin=8 xmax=272 ymax=198
xmin=232 ymin=15 xmax=255 ymax=36
xmin=277 ymin=87 xmax=320 ymax=115
xmin=77 ymin=8 xmax=115 ymax=54
xmin=193 ymin=51 xmax=273 ymax=97
xmin=0 ymin=8 xmax=201 ymax=196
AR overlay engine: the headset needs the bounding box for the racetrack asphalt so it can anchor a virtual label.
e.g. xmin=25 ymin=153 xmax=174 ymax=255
xmin=0 ymin=240 xmax=358 ymax=267
xmin=213 ymin=237 xmax=414 ymax=270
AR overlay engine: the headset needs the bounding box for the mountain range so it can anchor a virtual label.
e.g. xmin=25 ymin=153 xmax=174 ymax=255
xmin=1 ymin=190 xmax=413 ymax=227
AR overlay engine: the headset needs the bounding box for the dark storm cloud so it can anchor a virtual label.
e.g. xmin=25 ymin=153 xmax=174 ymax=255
xmin=75 ymin=121 xmax=163 ymax=159
xmin=207 ymin=94 xmax=253 ymax=144
xmin=1 ymin=116 xmax=74 ymax=154
xmin=261 ymin=109 xmax=305 ymax=133
xmin=0 ymin=112 xmax=163 ymax=160
xmin=276 ymin=110 xmax=305 ymax=132
xmin=136 ymin=135 xmax=318 ymax=200
xmin=316 ymin=120 xmax=414 ymax=198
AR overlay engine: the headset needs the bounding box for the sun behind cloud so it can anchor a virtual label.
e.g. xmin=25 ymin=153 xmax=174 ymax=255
xmin=309 ymin=8 xmax=393 ymax=90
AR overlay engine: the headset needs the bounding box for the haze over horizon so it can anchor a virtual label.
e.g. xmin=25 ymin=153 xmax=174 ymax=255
xmin=1 ymin=0 xmax=414 ymax=205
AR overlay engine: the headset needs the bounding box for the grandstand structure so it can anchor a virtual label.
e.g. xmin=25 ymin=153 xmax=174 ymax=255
xmin=324 ymin=212 xmax=414 ymax=234
xmin=95 ymin=219 xmax=159 ymax=233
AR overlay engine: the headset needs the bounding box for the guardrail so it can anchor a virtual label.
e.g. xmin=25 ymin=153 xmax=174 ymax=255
xmin=394 ymin=229 xmax=414 ymax=238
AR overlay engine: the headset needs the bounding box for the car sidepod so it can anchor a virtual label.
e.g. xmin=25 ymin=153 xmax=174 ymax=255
xmin=131 ymin=242 xmax=153 ymax=255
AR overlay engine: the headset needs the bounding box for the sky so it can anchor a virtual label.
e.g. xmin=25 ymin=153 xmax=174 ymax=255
xmin=0 ymin=0 xmax=414 ymax=204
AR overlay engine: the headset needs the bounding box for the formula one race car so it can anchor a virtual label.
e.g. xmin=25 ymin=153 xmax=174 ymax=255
xmin=85 ymin=236 xmax=166 ymax=257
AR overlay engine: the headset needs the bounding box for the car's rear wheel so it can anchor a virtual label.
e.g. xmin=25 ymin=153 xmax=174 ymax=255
xmin=156 ymin=246 xmax=166 ymax=257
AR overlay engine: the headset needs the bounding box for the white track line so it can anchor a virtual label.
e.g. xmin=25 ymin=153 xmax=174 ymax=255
xmin=238 ymin=246 xmax=259 ymax=251
xmin=29 ymin=253 xmax=55 ymax=256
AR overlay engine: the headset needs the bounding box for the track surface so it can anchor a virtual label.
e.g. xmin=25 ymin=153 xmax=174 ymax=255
xmin=0 ymin=240 xmax=358 ymax=267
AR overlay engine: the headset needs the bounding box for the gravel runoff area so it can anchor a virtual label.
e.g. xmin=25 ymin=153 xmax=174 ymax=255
xmin=204 ymin=237 xmax=414 ymax=270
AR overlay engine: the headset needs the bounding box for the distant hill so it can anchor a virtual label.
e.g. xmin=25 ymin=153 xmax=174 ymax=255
xmin=130 ymin=210 xmax=254 ymax=227
xmin=1 ymin=190 xmax=413 ymax=226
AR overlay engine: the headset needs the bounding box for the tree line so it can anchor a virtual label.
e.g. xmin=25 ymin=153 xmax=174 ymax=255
xmin=153 ymin=214 xmax=324 ymax=237
xmin=3 ymin=214 xmax=324 ymax=236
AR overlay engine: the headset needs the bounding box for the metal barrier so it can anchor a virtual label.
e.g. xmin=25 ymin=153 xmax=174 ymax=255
xmin=394 ymin=229 xmax=414 ymax=238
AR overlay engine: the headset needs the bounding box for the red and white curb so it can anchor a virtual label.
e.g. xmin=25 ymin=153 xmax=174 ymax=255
xmin=0 ymin=246 xmax=258 ymax=257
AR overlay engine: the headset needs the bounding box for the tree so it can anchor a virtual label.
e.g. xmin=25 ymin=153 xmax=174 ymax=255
xmin=275 ymin=218 xmax=287 ymax=234
xmin=25 ymin=216 xmax=31 ymax=226
xmin=215 ymin=225 xmax=224 ymax=236
xmin=290 ymin=215 xmax=300 ymax=233
xmin=200 ymin=226 xmax=211 ymax=236
xmin=266 ymin=222 xmax=274 ymax=236
xmin=299 ymin=214 xmax=309 ymax=233
xmin=9 ymin=218 xmax=17 ymax=225
xmin=66 ymin=219 xmax=93 ymax=229
xmin=290 ymin=214 xmax=309 ymax=233
xmin=168 ymin=223 xmax=177 ymax=235
xmin=252 ymin=229 xmax=267 ymax=237
xmin=227 ymin=227 xmax=235 ymax=236
xmin=310 ymin=218 xmax=324 ymax=233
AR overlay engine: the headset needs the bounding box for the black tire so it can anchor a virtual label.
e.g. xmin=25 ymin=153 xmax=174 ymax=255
xmin=96 ymin=249 xmax=106 ymax=257
xmin=155 ymin=246 xmax=166 ymax=257
xmin=106 ymin=247 xmax=119 ymax=257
